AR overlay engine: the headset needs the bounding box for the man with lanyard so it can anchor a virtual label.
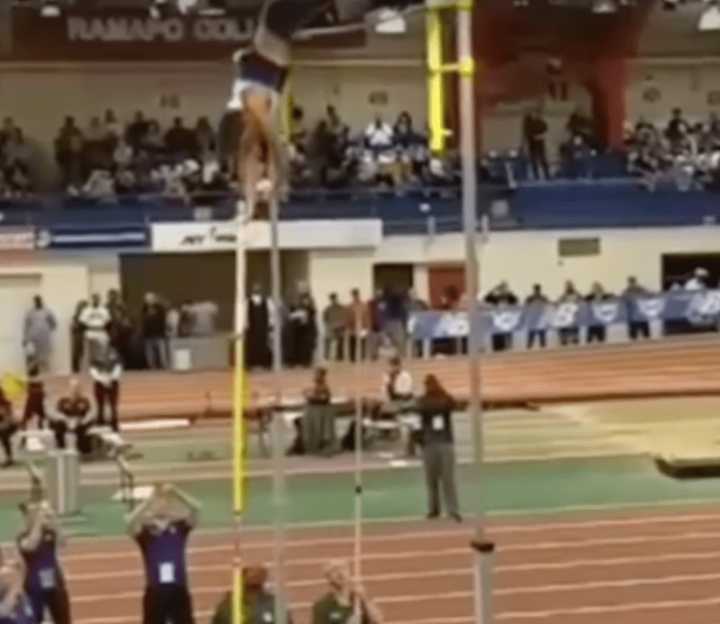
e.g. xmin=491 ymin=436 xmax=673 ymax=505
xmin=16 ymin=500 xmax=71 ymax=624
xmin=0 ymin=555 xmax=35 ymax=624
xmin=127 ymin=483 xmax=201 ymax=624
xmin=227 ymin=0 xmax=423 ymax=217
xmin=312 ymin=560 xmax=383 ymax=624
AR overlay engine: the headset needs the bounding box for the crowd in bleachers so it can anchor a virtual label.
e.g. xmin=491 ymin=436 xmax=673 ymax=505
xmin=53 ymin=110 xmax=232 ymax=202
xmin=0 ymin=117 xmax=34 ymax=198
xmin=625 ymin=107 xmax=720 ymax=191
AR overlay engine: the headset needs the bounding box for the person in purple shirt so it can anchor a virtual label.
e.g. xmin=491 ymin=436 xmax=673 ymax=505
xmin=0 ymin=554 xmax=35 ymax=624
xmin=15 ymin=501 xmax=70 ymax=624
xmin=127 ymin=483 xmax=201 ymax=624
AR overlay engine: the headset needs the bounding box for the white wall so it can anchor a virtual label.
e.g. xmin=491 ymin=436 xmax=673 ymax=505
xmin=375 ymin=225 xmax=720 ymax=299
xmin=307 ymin=248 xmax=374 ymax=310
xmin=0 ymin=261 xmax=90 ymax=375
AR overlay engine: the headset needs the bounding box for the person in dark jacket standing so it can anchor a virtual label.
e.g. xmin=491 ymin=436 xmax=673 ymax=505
xmin=141 ymin=293 xmax=168 ymax=370
xmin=69 ymin=301 xmax=87 ymax=374
xmin=418 ymin=375 xmax=461 ymax=522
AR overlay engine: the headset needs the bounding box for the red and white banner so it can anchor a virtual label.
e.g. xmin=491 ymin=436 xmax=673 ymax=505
xmin=0 ymin=227 xmax=36 ymax=251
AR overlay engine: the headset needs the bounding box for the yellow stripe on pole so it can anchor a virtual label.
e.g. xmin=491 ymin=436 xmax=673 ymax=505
xmin=426 ymin=7 xmax=446 ymax=153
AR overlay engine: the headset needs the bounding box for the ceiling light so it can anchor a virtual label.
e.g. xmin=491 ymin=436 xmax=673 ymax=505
xmin=699 ymin=1 xmax=720 ymax=31
xmin=593 ymin=0 xmax=618 ymax=14
xmin=40 ymin=1 xmax=61 ymax=17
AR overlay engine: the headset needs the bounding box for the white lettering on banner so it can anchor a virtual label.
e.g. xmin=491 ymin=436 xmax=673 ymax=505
xmin=67 ymin=16 xmax=253 ymax=43
xmin=0 ymin=228 xmax=35 ymax=250
xmin=552 ymin=302 xmax=579 ymax=328
xmin=152 ymin=221 xmax=382 ymax=252
xmin=193 ymin=18 xmax=253 ymax=42
xmin=693 ymin=291 xmax=720 ymax=316
xmin=492 ymin=309 xmax=522 ymax=333
xmin=593 ymin=301 xmax=620 ymax=325
xmin=637 ymin=297 xmax=665 ymax=319
xmin=436 ymin=313 xmax=469 ymax=338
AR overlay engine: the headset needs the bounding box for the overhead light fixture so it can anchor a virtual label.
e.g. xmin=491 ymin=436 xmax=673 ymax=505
xmin=374 ymin=8 xmax=407 ymax=34
xmin=197 ymin=0 xmax=226 ymax=16
xmin=40 ymin=1 xmax=61 ymax=17
xmin=512 ymin=0 xmax=530 ymax=6
xmin=699 ymin=0 xmax=720 ymax=31
xmin=592 ymin=0 xmax=618 ymax=14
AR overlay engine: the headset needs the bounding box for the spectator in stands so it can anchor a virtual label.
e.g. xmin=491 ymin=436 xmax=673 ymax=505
xmin=125 ymin=111 xmax=150 ymax=149
xmin=567 ymin=106 xmax=595 ymax=148
xmin=103 ymin=109 xmax=121 ymax=142
xmin=188 ymin=300 xmax=219 ymax=337
xmin=141 ymin=293 xmax=169 ymax=370
xmin=55 ymin=118 xmax=84 ymax=191
xmin=70 ymin=300 xmax=87 ymax=374
xmin=113 ymin=137 xmax=134 ymax=171
xmin=49 ymin=379 xmax=94 ymax=457
xmin=194 ymin=116 xmax=216 ymax=160
xmin=21 ymin=365 xmax=46 ymax=434
xmin=623 ymin=276 xmax=651 ymax=341
xmin=381 ymin=287 xmax=408 ymax=356
xmin=666 ymin=107 xmax=691 ymax=148
xmin=312 ymin=559 xmax=383 ymax=624
xmin=347 ymin=289 xmax=369 ymax=362
xmin=17 ymin=500 xmax=71 ymax=624
xmin=685 ymin=267 xmax=709 ymax=291
xmin=82 ymin=169 xmax=115 ymax=200
xmin=326 ymin=105 xmax=346 ymax=138
xmin=211 ymin=565 xmax=293 ymax=624
xmin=142 ymin=120 xmax=165 ymax=155
xmin=288 ymin=140 xmax=314 ymax=189
xmin=80 ymin=293 xmax=110 ymax=362
xmin=23 ymin=297 xmax=56 ymax=374
xmin=557 ymin=280 xmax=581 ymax=346
xmin=290 ymin=105 xmax=308 ymax=147
xmin=419 ymin=374 xmax=461 ymax=522
xmin=90 ymin=340 xmax=122 ymax=432
xmin=84 ymin=116 xmax=111 ymax=171
xmin=484 ymin=281 xmax=519 ymax=352
xmin=127 ymin=483 xmax=200 ymax=624
xmin=525 ymin=284 xmax=549 ymax=349
xmin=246 ymin=284 xmax=272 ymax=370
xmin=585 ymin=281 xmax=613 ymax=344
xmin=523 ymin=109 xmax=550 ymax=181
xmin=4 ymin=129 xmax=32 ymax=172
xmin=367 ymin=289 xmax=385 ymax=361
xmin=165 ymin=117 xmax=197 ymax=159
xmin=285 ymin=291 xmax=317 ymax=368
xmin=323 ymin=293 xmax=347 ymax=362
xmin=365 ymin=113 xmax=394 ymax=150
xmin=0 ymin=387 xmax=18 ymax=468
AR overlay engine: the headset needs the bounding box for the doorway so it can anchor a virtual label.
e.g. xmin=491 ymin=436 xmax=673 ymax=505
xmin=428 ymin=265 xmax=465 ymax=308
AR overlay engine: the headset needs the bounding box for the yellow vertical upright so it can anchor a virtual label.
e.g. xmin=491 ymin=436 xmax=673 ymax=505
xmin=426 ymin=6 xmax=446 ymax=153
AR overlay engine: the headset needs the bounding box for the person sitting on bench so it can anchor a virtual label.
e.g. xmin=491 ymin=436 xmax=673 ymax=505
xmin=48 ymin=380 xmax=94 ymax=458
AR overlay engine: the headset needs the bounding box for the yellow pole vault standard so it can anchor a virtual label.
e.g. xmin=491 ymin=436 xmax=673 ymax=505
xmin=232 ymin=200 xmax=249 ymax=624
xmin=426 ymin=5 xmax=446 ymax=153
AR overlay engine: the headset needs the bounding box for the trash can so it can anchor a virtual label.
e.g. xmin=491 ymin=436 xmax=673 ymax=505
xmin=45 ymin=450 xmax=80 ymax=516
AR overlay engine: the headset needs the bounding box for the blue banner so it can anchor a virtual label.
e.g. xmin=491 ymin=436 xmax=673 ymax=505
xmin=410 ymin=290 xmax=720 ymax=340
xmin=35 ymin=225 xmax=149 ymax=249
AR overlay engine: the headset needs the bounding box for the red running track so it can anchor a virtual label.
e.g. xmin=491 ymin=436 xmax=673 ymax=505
xmin=55 ymin=506 xmax=720 ymax=624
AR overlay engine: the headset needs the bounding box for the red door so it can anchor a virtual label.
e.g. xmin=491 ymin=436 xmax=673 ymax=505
xmin=428 ymin=265 xmax=465 ymax=309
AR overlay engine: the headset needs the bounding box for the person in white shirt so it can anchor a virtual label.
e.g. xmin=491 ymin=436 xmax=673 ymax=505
xmin=89 ymin=340 xmax=123 ymax=432
xmin=79 ymin=294 xmax=111 ymax=365
xmin=365 ymin=115 xmax=394 ymax=150
xmin=379 ymin=357 xmax=419 ymax=456
xmin=685 ymin=267 xmax=709 ymax=291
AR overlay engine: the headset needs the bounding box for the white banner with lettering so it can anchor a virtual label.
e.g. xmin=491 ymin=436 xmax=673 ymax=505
xmin=151 ymin=220 xmax=383 ymax=252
